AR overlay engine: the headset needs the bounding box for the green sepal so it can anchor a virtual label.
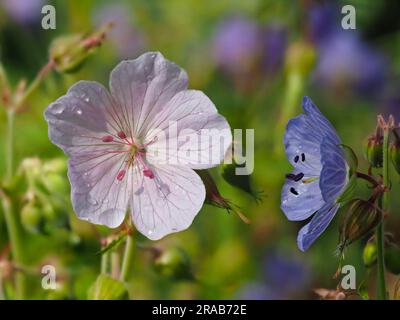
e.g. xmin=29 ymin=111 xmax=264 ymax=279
xmin=87 ymin=274 xmax=128 ymax=300
xmin=336 ymin=173 xmax=357 ymax=204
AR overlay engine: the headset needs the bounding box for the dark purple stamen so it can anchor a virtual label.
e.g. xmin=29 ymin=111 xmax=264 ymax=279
xmin=301 ymin=153 xmax=305 ymax=162
xmin=294 ymin=172 xmax=304 ymax=181
xmin=290 ymin=187 xmax=299 ymax=195
xmin=294 ymin=155 xmax=299 ymax=163
xmin=286 ymin=172 xmax=304 ymax=182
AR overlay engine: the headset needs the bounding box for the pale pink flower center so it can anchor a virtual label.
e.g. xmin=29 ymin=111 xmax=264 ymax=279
xmin=101 ymin=130 xmax=156 ymax=181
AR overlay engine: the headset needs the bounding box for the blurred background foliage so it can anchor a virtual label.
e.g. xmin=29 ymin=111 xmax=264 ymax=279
xmin=0 ymin=0 xmax=400 ymax=299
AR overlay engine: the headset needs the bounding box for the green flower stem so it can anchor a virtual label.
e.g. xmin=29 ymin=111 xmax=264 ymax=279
xmin=14 ymin=59 xmax=55 ymax=111
xmin=2 ymin=109 xmax=27 ymax=299
xmin=6 ymin=110 xmax=14 ymax=180
xmin=120 ymin=234 xmax=135 ymax=283
xmin=376 ymin=128 xmax=389 ymax=300
xmin=1 ymin=193 xmax=27 ymax=299
xmin=100 ymin=251 xmax=110 ymax=274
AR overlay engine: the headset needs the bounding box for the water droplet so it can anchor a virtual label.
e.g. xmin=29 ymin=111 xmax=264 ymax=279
xmin=148 ymin=229 xmax=154 ymax=235
xmin=84 ymin=172 xmax=88 ymax=176
xmin=84 ymin=97 xmax=90 ymax=103
xmin=76 ymin=109 xmax=82 ymax=115
xmin=89 ymin=198 xmax=98 ymax=206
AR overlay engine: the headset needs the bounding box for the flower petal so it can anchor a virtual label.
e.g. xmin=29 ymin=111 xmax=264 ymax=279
xmin=44 ymin=81 xmax=133 ymax=228
xmin=319 ymin=136 xmax=348 ymax=203
xmin=44 ymin=80 xmax=128 ymax=155
xmin=145 ymin=90 xmax=232 ymax=169
xmin=284 ymin=115 xmax=323 ymax=175
xmin=297 ymin=203 xmax=340 ymax=251
xmin=302 ymin=96 xmax=341 ymax=145
xmin=281 ymin=174 xmax=325 ymax=221
xmin=130 ymin=165 xmax=205 ymax=240
xmin=109 ymin=52 xmax=188 ymax=137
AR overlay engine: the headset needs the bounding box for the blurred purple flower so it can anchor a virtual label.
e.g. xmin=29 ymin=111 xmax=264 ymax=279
xmin=313 ymin=32 xmax=387 ymax=97
xmin=263 ymin=250 xmax=310 ymax=293
xmin=307 ymin=2 xmax=339 ymax=44
xmin=308 ymin=3 xmax=387 ymax=97
xmin=238 ymin=250 xmax=311 ymax=300
xmin=261 ymin=24 xmax=287 ymax=76
xmin=213 ymin=16 xmax=261 ymax=75
xmin=213 ymin=16 xmax=287 ymax=80
xmin=93 ymin=4 xmax=145 ymax=59
xmin=1 ymin=0 xmax=43 ymax=25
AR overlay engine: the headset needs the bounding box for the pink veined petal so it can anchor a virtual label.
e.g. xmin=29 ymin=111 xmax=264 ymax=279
xmin=109 ymin=52 xmax=188 ymax=138
xmin=45 ymin=81 xmax=134 ymax=228
xmin=130 ymin=165 xmax=205 ymax=240
xmin=145 ymin=90 xmax=232 ymax=169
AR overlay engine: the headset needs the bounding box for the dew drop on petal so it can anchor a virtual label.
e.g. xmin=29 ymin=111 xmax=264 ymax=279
xmin=89 ymin=198 xmax=98 ymax=206
xmin=76 ymin=109 xmax=82 ymax=115
xmin=148 ymin=229 xmax=154 ymax=236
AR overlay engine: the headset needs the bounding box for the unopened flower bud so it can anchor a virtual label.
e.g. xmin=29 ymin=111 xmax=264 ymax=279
xmin=285 ymin=41 xmax=316 ymax=77
xmin=364 ymin=126 xmax=383 ymax=168
xmin=339 ymin=199 xmax=382 ymax=250
xmin=21 ymin=202 xmax=44 ymax=234
xmin=154 ymin=247 xmax=194 ymax=281
xmin=390 ymin=129 xmax=400 ymax=175
xmin=49 ymin=24 xmax=111 ymax=73
xmin=87 ymin=274 xmax=128 ymax=300
xmin=197 ymin=170 xmax=250 ymax=224
xmin=363 ymin=241 xmax=377 ymax=268
xmin=221 ymin=162 xmax=262 ymax=203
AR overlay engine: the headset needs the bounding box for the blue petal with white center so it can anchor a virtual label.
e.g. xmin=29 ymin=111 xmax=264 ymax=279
xmin=281 ymin=96 xmax=348 ymax=251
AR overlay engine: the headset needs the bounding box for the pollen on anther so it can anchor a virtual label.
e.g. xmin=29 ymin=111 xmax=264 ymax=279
xmin=102 ymin=135 xmax=114 ymax=142
xmin=117 ymin=169 xmax=126 ymax=181
xmin=118 ymin=131 xmax=127 ymax=139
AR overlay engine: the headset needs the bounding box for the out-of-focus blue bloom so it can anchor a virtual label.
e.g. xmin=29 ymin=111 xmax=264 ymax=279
xmin=261 ymin=24 xmax=287 ymax=76
xmin=213 ymin=16 xmax=261 ymax=75
xmin=1 ymin=0 xmax=43 ymax=25
xmin=308 ymin=3 xmax=387 ymax=98
xmin=308 ymin=2 xmax=339 ymax=44
xmin=281 ymin=97 xmax=348 ymax=251
xmin=313 ymin=32 xmax=387 ymax=97
xmin=238 ymin=250 xmax=311 ymax=299
xmin=93 ymin=4 xmax=145 ymax=59
xmin=212 ymin=16 xmax=287 ymax=83
xmin=263 ymin=250 xmax=310 ymax=292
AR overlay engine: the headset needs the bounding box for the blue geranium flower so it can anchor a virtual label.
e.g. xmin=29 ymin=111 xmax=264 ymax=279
xmin=281 ymin=97 xmax=349 ymax=251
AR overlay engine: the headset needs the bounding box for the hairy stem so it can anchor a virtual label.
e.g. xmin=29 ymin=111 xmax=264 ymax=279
xmin=376 ymin=129 xmax=389 ymax=300
xmin=120 ymin=234 xmax=135 ymax=283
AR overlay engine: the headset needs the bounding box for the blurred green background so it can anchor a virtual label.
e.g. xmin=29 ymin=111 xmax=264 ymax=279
xmin=1 ymin=0 xmax=400 ymax=299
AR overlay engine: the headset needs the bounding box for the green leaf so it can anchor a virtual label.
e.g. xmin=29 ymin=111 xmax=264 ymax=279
xmin=87 ymin=274 xmax=128 ymax=300
xmin=97 ymin=233 xmax=127 ymax=256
